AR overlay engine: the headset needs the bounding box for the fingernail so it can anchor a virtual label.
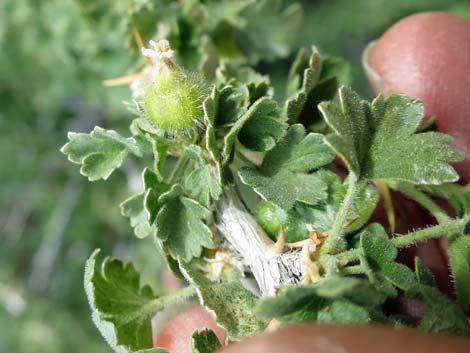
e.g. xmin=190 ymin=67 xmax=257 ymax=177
xmin=362 ymin=40 xmax=387 ymax=95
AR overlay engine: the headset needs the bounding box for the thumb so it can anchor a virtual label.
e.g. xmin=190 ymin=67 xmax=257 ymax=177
xmin=363 ymin=11 xmax=470 ymax=184
xmin=221 ymin=324 xmax=470 ymax=353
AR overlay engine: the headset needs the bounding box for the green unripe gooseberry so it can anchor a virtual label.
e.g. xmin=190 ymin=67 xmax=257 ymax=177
xmin=257 ymin=201 xmax=286 ymax=238
xmin=143 ymin=70 xmax=208 ymax=135
xmin=257 ymin=201 xmax=309 ymax=243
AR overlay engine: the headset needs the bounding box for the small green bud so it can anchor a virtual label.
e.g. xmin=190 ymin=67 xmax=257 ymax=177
xmin=143 ymin=70 xmax=209 ymax=135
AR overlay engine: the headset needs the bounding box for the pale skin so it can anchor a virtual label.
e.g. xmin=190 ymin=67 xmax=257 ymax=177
xmin=154 ymin=12 xmax=470 ymax=353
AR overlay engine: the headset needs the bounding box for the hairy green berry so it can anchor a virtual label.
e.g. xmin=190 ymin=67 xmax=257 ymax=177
xmin=143 ymin=70 xmax=208 ymax=135
xmin=257 ymin=201 xmax=285 ymax=238
xmin=257 ymin=201 xmax=309 ymax=242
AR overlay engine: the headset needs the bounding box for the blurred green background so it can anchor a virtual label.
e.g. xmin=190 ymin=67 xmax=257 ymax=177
xmin=1 ymin=0 xmax=468 ymax=352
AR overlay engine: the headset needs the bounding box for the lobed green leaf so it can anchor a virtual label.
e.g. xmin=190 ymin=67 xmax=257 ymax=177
xmin=61 ymin=126 xmax=143 ymax=181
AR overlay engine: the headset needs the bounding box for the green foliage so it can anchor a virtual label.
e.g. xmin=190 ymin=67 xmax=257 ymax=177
xmin=448 ymin=235 xmax=470 ymax=314
xmin=8 ymin=0 xmax=470 ymax=353
xmin=415 ymin=259 xmax=470 ymax=336
xmin=255 ymin=277 xmax=384 ymax=324
xmin=184 ymin=165 xmax=222 ymax=208
xmin=359 ymin=223 xmax=418 ymax=298
xmin=286 ymin=47 xmax=349 ymax=130
xmin=190 ymin=329 xmax=222 ymax=353
xmin=181 ymin=264 xmax=267 ymax=341
xmin=319 ymin=87 xmax=463 ymax=184
xmin=239 ymin=124 xmax=334 ymax=209
xmin=296 ymin=170 xmax=379 ymax=233
xmin=84 ymin=250 xmax=157 ymax=352
xmin=224 ymin=96 xmax=287 ymax=155
xmin=155 ymin=186 xmax=214 ymax=262
xmin=120 ymin=192 xmax=155 ymax=239
xmin=61 ymin=127 xmax=143 ymax=181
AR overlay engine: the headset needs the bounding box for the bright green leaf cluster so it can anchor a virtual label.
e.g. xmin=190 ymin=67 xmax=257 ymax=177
xmin=61 ymin=127 xmax=143 ymax=181
xmin=319 ymin=87 xmax=463 ymax=184
xmin=239 ymin=124 xmax=334 ymax=209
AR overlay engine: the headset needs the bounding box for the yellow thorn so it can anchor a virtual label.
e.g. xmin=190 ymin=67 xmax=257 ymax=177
xmin=133 ymin=27 xmax=152 ymax=66
xmin=269 ymin=226 xmax=286 ymax=253
xmin=102 ymin=72 xmax=142 ymax=86
xmin=286 ymin=238 xmax=312 ymax=249
xmin=377 ymin=180 xmax=396 ymax=234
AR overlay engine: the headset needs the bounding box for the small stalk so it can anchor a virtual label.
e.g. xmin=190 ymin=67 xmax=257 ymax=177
xmin=340 ymin=264 xmax=365 ymax=275
xmin=377 ymin=180 xmax=396 ymax=233
xmin=334 ymin=216 xmax=470 ymax=263
xmin=390 ymin=216 xmax=469 ymax=248
xmin=321 ymin=174 xmax=359 ymax=255
xmin=392 ymin=183 xmax=450 ymax=224
xmin=145 ymin=284 xmax=197 ymax=314
xmin=167 ymin=155 xmax=189 ymax=184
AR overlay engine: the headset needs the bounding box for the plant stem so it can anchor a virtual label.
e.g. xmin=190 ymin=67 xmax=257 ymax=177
xmin=146 ymin=284 xmax=197 ymax=313
xmin=168 ymin=155 xmax=188 ymax=184
xmin=340 ymin=265 xmax=365 ymax=275
xmin=390 ymin=216 xmax=469 ymax=247
xmin=377 ymin=181 xmax=396 ymax=233
xmin=321 ymin=174 xmax=359 ymax=255
xmin=334 ymin=216 xmax=470 ymax=263
xmin=393 ymin=183 xmax=450 ymax=223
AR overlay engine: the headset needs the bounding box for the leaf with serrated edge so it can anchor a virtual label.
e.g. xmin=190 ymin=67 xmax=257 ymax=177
xmin=296 ymin=170 xmax=378 ymax=233
xmin=449 ymin=235 xmax=470 ymax=314
xmin=190 ymin=329 xmax=222 ymax=353
xmin=185 ymin=165 xmax=222 ymax=208
xmin=415 ymin=258 xmax=470 ymax=335
xmin=224 ymin=97 xmax=286 ymax=158
xmin=120 ymin=192 xmax=155 ymax=239
xmin=255 ymin=277 xmax=370 ymax=319
xmin=180 ymin=264 xmax=266 ymax=341
xmin=61 ymin=126 xmax=142 ymax=181
xmin=319 ymin=87 xmax=463 ymax=184
xmin=156 ymin=191 xmax=214 ymax=262
xmin=239 ymin=124 xmax=333 ymax=209
xmin=85 ymin=250 xmax=157 ymax=353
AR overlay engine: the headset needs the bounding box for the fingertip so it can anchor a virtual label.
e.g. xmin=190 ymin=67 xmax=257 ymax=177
xmin=363 ymin=11 xmax=470 ymax=183
xmin=220 ymin=324 xmax=470 ymax=353
xmin=154 ymin=305 xmax=226 ymax=353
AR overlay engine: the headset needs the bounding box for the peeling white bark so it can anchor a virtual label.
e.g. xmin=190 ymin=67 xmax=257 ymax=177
xmin=216 ymin=192 xmax=305 ymax=296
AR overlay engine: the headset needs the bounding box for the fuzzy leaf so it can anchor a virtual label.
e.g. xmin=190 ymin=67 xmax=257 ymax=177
xmin=380 ymin=262 xmax=418 ymax=297
xmin=120 ymin=192 xmax=155 ymax=239
xmin=286 ymin=48 xmax=345 ymax=129
xmin=190 ymin=329 xmax=222 ymax=353
xmin=358 ymin=223 xmax=417 ymax=297
xmin=415 ymin=259 xmax=470 ymax=335
xmin=239 ymin=124 xmax=333 ymax=209
xmin=360 ymin=223 xmax=397 ymax=266
xmin=181 ymin=265 xmax=266 ymax=341
xmin=422 ymin=183 xmax=470 ymax=217
xmin=185 ymin=165 xmax=222 ymax=208
xmin=224 ymin=97 xmax=287 ymax=157
xmin=296 ymin=170 xmax=378 ymax=233
xmin=84 ymin=250 xmax=157 ymax=353
xmin=449 ymin=235 xmax=470 ymax=314
xmin=237 ymin=0 xmax=302 ymax=63
xmin=61 ymin=126 xmax=142 ymax=181
xmin=317 ymin=300 xmax=370 ymax=324
xmin=319 ymin=87 xmax=463 ymax=184
xmin=143 ymin=168 xmax=171 ymax=224
xmin=255 ymin=277 xmax=379 ymax=321
xmin=156 ymin=188 xmax=214 ymax=262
